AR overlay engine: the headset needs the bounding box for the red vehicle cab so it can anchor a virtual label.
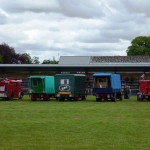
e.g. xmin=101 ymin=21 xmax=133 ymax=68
xmin=137 ymin=80 xmax=150 ymax=101
xmin=0 ymin=79 xmax=23 ymax=100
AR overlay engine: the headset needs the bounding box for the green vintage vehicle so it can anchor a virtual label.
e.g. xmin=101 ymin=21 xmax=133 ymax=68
xmin=55 ymin=74 xmax=87 ymax=101
xmin=29 ymin=76 xmax=55 ymax=101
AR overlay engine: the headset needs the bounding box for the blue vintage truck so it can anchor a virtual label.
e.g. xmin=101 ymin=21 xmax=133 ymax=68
xmin=92 ymin=73 xmax=122 ymax=102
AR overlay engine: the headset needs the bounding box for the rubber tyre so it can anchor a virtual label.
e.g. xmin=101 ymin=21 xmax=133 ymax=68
xmin=96 ymin=98 xmax=102 ymax=102
xmin=19 ymin=92 xmax=23 ymax=100
xmin=137 ymin=95 xmax=141 ymax=101
xmin=58 ymin=97 xmax=65 ymax=101
xmin=111 ymin=97 xmax=116 ymax=102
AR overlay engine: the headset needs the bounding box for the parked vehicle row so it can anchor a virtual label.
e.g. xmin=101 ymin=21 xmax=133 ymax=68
xmin=1 ymin=73 xmax=149 ymax=101
xmin=28 ymin=73 xmax=128 ymax=102
xmin=29 ymin=74 xmax=87 ymax=101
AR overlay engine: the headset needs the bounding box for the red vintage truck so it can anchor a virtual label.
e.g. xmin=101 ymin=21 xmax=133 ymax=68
xmin=137 ymin=80 xmax=150 ymax=101
xmin=0 ymin=79 xmax=23 ymax=100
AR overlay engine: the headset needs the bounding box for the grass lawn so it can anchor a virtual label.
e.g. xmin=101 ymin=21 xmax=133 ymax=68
xmin=0 ymin=96 xmax=150 ymax=150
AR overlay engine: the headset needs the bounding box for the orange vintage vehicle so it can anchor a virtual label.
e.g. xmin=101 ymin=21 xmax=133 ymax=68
xmin=0 ymin=78 xmax=23 ymax=100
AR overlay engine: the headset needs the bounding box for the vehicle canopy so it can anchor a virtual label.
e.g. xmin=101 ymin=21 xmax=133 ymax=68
xmin=28 ymin=76 xmax=55 ymax=94
xmin=55 ymin=74 xmax=86 ymax=95
xmin=93 ymin=73 xmax=121 ymax=92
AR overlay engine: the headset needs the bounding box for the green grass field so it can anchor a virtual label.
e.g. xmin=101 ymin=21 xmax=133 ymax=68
xmin=0 ymin=96 xmax=150 ymax=150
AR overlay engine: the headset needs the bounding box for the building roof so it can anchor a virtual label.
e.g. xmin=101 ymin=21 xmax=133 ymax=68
xmin=59 ymin=56 xmax=91 ymax=65
xmin=59 ymin=56 xmax=150 ymax=65
xmin=90 ymin=56 xmax=150 ymax=64
xmin=0 ymin=56 xmax=150 ymax=73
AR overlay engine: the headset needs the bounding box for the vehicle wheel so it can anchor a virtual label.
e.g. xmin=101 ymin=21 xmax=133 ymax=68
xmin=43 ymin=95 xmax=49 ymax=101
xmin=58 ymin=97 xmax=64 ymax=101
xmin=104 ymin=98 xmax=108 ymax=101
xmin=43 ymin=98 xmax=48 ymax=101
xmin=119 ymin=96 xmax=123 ymax=101
xmin=10 ymin=93 xmax=14 ymax=100
xmin=111 ymin=97 xmax=116 ymax=102
xmin=137 ymin=95 xmax=140 ymax=101
xmin=67 ymin=97 xmax=72 ymax=101
xmin=137 ymin=95 xmax=142 ymax=101
xmin=124 ymin=94 xmax=128 ymax=99
xmin=96 ymin=98 xmax=102 ymax=102
xmin=81 ymin=96 xmax=86 ymax=100
xmin=73 ymin=97 xmax=78 ymax=101
xmin=31 ymin=97 xmax=37 ymax=101
xmin=19 ymin=92 xmax=23 ymax=100
xmin=4 ymin=97 xmax=10 ymax=101
xmin=31 ymin=95 xmax=37 ymax=101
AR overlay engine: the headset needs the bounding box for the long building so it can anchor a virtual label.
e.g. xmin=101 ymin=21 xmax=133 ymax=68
xmin=0 ymin=56 xmax=150 ymax=78
xmin=0 ymin=56 xmax=149 ymax=94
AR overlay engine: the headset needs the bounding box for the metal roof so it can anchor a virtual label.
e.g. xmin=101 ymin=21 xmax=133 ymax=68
xmin=59 ymin=56 xmax=150 ymax=65
xmin=90 ymin=56 xmax=150 ymax=63
xmin=28 ymin=76 xmax=53 ymax=78
xmin=59 ymin=56 xmax=91 ymax=65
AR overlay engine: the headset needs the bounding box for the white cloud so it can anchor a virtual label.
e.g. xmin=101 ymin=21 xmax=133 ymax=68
xmin=0 ymin=0 xmax=60 ymax=13
xmin=58 ymin=0 xmax=106 ymax=18
xmin=122 ymin=0 xmax=150 ymax=17
xmin=0 ymin=0 xmax=150 ymax=63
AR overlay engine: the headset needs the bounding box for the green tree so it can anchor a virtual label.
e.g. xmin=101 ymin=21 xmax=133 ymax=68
xmin=0 ymin=54 xmax=4 ymax=63
xmin=0 ymin=43 xmax=40 ymax=64
xmin=126 ymin=36 xmax=150 ymax=56
xmin=0 ymin=43 xmax=19 ymax=64
xmin=20 ymin=53 xmax=32 ymax=64
xmin=42 ymin=59 xmax=58 ymax=64
xmin=32 ymin=56 xmax=40 ymax=64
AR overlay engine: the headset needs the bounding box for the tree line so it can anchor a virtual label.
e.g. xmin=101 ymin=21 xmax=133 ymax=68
xmin=0 ymin=36 xmax=150 ymax=64
xmin=0 ymin=43 xmax=58 ymax=64
xmin=126 ymin=36 xmax=150 ymax=56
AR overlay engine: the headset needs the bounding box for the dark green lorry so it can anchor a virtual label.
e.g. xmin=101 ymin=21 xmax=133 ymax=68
xmin=55 ymin=74 xmax=86 ymax=101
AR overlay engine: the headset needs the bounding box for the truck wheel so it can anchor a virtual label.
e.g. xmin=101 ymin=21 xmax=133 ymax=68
xmin=67 ymin=97 xmax=72 ymax=101
xmin=116 ymin=92 xmax=122 ymax=101
xmin=81 ymin=96 xmax=86 ymax=100
xmin=96 ymin=98 xmax=101 ymax=102
xmin=137 ymin=95 xmax=143 ymax=101
xmin=73 ymin=97 xmax=78 ymax=101
xmin=4 ymin=97 xmax=10 ymax=101
xmin=43 ymin=98 xmax=48 ymax=101
xmin=111 ymin=97 xmax=116 ymax=102
xmin=43 ymin=95 xmax=49 ymax=101
xmin=104 ymin=98 xmax=108 ymax=101
xmin=19 ymin=92 xmax=23 ymax=100
xmin=58 ymin=97 xmax=64 ymax=101
xmin=31 ymin=95 xmax=37 ymax=101
xmin=10 ymin=93 xmax=14 ymax=100
xmin=119 ymin=96 xmax=123 ymax=101
xmin=137 ymin=95 xmax=140 ymax=101
xmin=31 ymin=97 xmax=37 ymax=101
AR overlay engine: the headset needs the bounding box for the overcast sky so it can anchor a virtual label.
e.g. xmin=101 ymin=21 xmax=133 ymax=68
xmin=0 ymin=0 xmax=150 ymax=62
